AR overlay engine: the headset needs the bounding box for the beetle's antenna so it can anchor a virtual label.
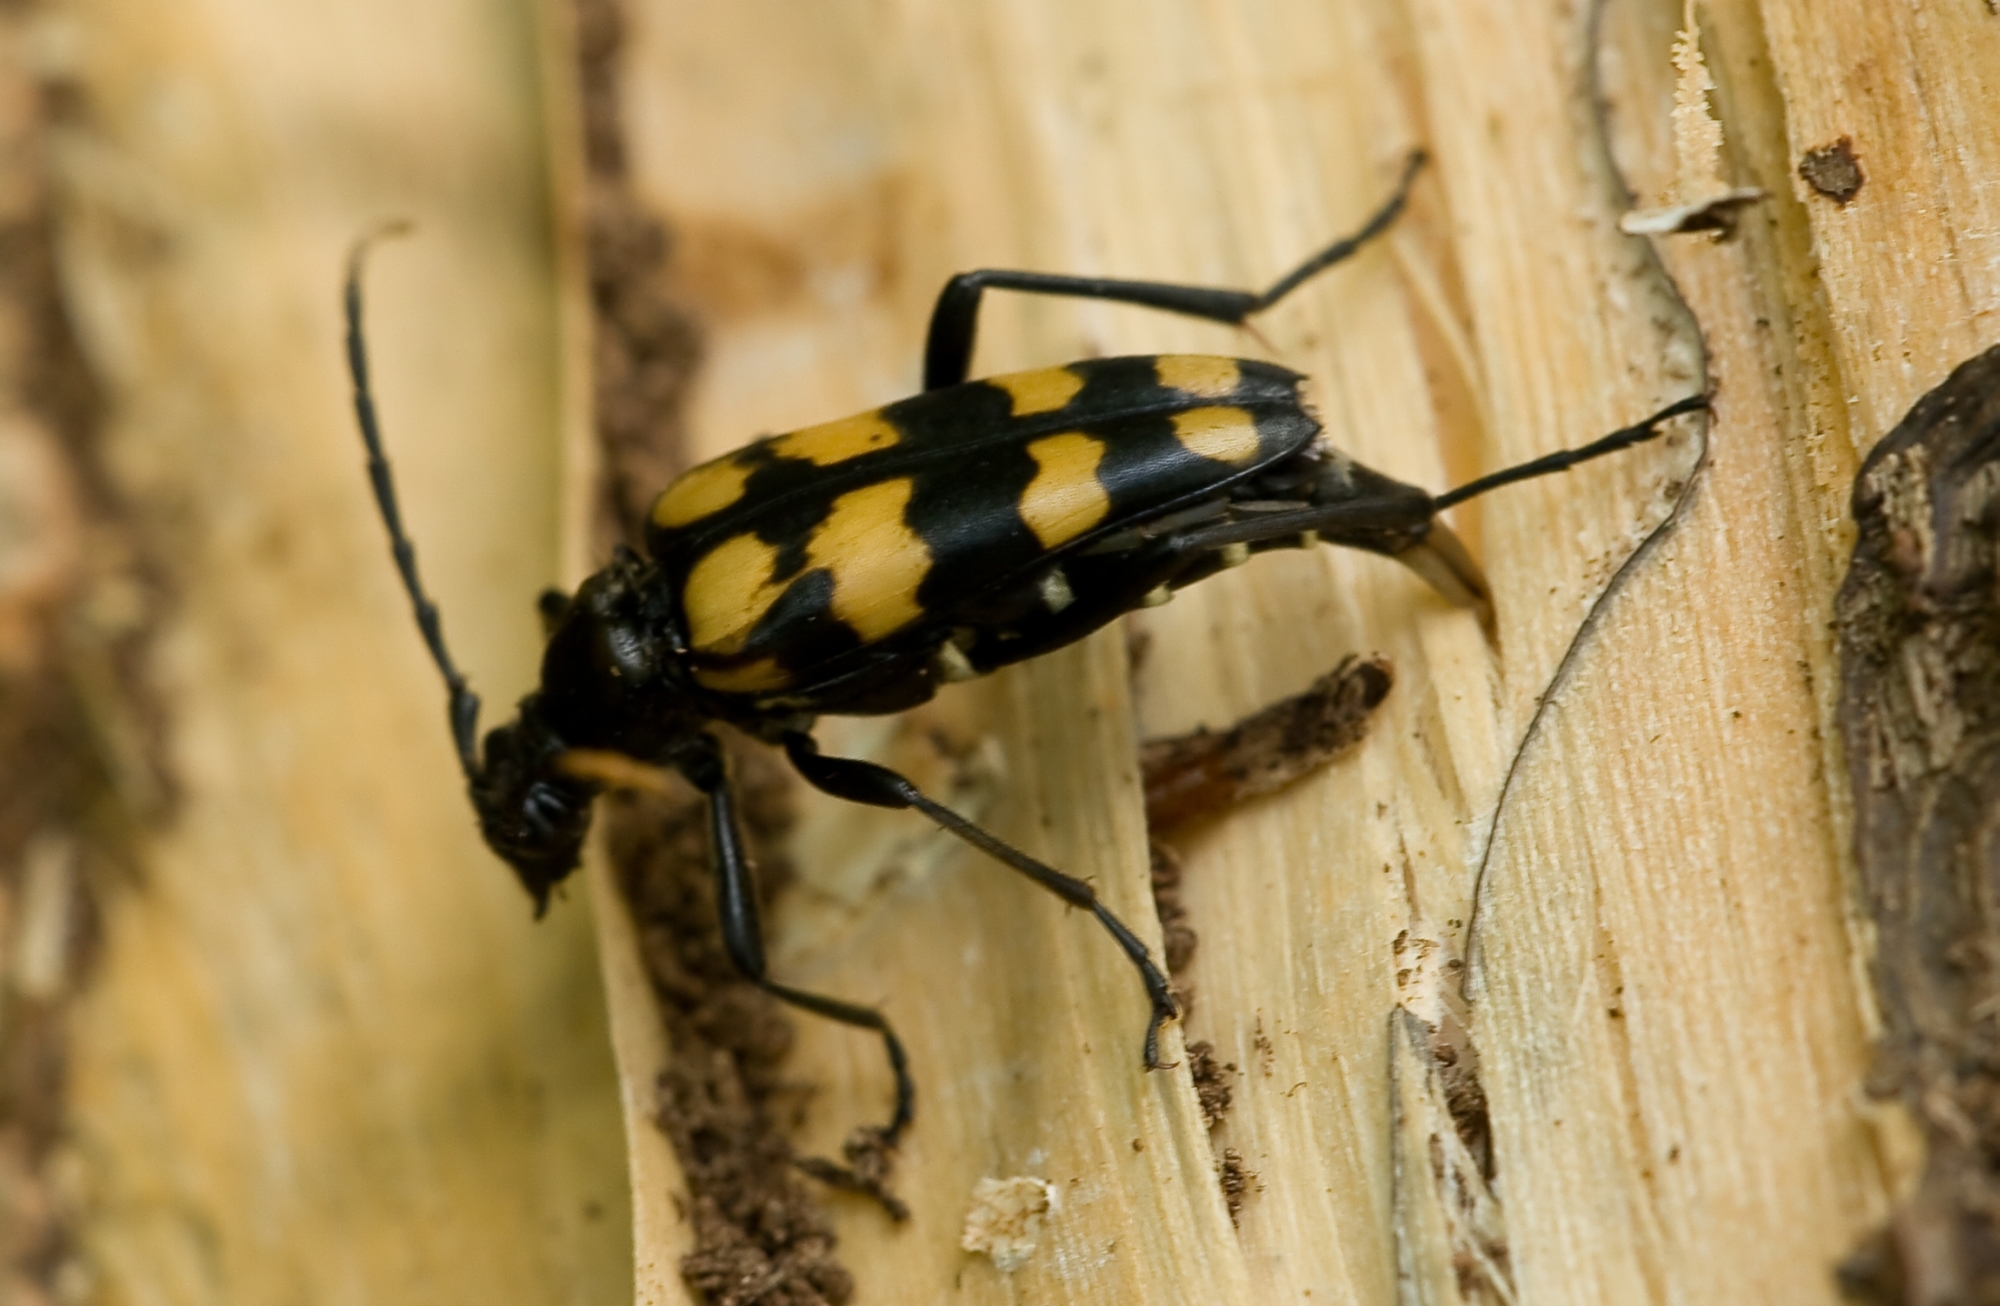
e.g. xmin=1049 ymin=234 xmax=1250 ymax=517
xmin=1432 ymin=393 xmax=1708 ymax=512
xmin=344 ymin=225 xmax=484 ymax=780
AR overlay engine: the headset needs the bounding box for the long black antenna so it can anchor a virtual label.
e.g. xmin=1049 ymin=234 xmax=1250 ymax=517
xmin=344 ymin=226 xmax=483 ymax=780
xmin=1433 ymin=393 xmax=1709 ymax=512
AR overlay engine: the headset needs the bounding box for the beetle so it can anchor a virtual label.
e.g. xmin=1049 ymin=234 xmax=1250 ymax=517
xmin=344 ymin=150 xmax=1704 ymax=1146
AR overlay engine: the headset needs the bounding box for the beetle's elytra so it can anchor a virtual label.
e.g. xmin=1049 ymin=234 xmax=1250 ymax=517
xmin=345 ymin=151 xmax=1705 ymax=1146
xmin=651 ymin=354 xmax=1456 ymax=707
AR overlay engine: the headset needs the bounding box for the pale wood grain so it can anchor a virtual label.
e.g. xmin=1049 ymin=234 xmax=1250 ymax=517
xmin=48 ymin=0 xmax=629 ymax=1299
xmin=603 ymin=0 xmax=1724 ymax=1300
xmin=597 ymin=0 xmax=1996 ymax=1300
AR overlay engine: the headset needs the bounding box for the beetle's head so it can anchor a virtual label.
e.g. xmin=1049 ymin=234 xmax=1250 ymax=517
xmin=469 ymin=550 xmax=707 ymax=913
xmin=469 ymin=702 xmax=598 ymax=915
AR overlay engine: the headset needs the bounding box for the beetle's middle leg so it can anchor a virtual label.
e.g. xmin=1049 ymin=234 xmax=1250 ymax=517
xmin=781 ymin=733 xmax=1181 ymax=1071
xmin=921 ymin=149 xmax=1427 ymax=389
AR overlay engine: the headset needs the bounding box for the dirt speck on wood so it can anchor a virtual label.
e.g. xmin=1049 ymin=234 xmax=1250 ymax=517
xmin=1798 ymin=137 xmax=1864 ymax=204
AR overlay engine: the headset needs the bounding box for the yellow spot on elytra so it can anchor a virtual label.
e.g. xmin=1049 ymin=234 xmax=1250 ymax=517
xmin=652 ymin=456 xmax=751 ymax=528
xmin=683 ymin=481 xmax=933 ymax=665
xmin=770 ymin=410 xmax=900 ymax=465
xmin=683 ymin=533 xmax=786 ymax=656
xmin=1156 ymin=356 xmax=1240 ymax=398
xmin=693 ymin=658 xmax=791 ymax=693
xmin=814 ymin=480 xmax=931 ymax=642
xmin=1171 ymin=407 xmax=1261 ymax=464
xmin=991 ymin=366 xmax=1085 ymax=417
xmin=1018 ymin=433 xmax=1110 ymax=549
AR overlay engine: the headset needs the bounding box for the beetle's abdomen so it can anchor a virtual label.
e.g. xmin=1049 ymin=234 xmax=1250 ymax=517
xmin=648 ymin=355 xmax=1318 ymax=695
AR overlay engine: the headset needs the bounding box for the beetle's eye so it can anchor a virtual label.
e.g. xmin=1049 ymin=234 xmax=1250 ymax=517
xmin=521 ymin=780 xmax=579 ymax=839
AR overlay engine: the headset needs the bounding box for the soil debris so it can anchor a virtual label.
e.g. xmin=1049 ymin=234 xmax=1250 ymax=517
xmin=572 ymin=0 xmax=702 ymax=552
xmin=0 ymin=12 xmax=160 ymax=1301
xmin=1218 ymin=1148 xmax=1255 ymax=1225
xmin=608 ymin=751 xmax=854 ymax=1306
xmin=1186 ymin=1040 xmax=1235 ymax=1133
xmin=1186 ymin=1042 xmax=1253 ymax=1223
xmin=572 ymin=0 xmax=888 ymax=1295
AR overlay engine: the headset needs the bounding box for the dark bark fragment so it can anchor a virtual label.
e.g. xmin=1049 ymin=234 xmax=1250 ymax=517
xmin=1836 ymin=343 xmax=2000 ymax=1305
xmin=1140 ymin=654 xmax=1392 ymax=833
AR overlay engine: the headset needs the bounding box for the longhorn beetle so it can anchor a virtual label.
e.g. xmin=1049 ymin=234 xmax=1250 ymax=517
xmin=345 ymin=151 xmax=1704 ymax=1147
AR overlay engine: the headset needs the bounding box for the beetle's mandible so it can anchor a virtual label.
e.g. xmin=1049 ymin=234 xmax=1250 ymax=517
xmin=344 ymin=150 xmax=1705 ymax=1147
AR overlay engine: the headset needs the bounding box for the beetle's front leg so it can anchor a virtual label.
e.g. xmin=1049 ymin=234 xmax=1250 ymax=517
xmin=781 ymin=732 xmax=1181 ymax=1071
xmin=676 ymin=737 xmax=917 ymax=1144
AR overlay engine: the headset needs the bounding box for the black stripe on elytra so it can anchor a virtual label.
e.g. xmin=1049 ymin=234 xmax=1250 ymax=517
xmin=906 ymin=436 xmax=1042 ymax=615
xmin=733 ymin=566 xmax=864 ymax=670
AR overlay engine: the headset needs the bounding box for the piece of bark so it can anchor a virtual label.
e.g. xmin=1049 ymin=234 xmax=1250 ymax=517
xmin=1836 ymin=344 xmax=2000 ymax=1306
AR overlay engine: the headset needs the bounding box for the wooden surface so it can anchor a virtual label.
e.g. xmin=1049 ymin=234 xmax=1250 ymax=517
xmin=25 ymin=0 xmax=1998 ymax=1301
xmin=48 ymin=0 xmax=629 ymax=1300
xmin=599 ymin=0 xmax=1995 ymax=1302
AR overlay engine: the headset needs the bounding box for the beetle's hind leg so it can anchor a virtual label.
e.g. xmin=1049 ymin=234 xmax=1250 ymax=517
xmin=1146 ymin=391 xmax=1709 ymax=616
xmin=781 ymin=733 xmax=1181 ymax=1071
xmin=921 ymin=148 xmax=1426 ymax=389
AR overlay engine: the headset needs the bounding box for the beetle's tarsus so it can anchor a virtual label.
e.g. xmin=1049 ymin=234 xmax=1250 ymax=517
xmin=1142 ymin=992 xmax=1181 ymax=1072
xmin=1433 ymin=392 xmax=1710 ymax=512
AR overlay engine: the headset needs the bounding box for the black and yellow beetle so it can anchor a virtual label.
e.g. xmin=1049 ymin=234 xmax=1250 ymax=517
xmin=345 ymin=151 xmax=1703 ymax=1146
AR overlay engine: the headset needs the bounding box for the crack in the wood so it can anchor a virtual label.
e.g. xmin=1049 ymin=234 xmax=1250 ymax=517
xmin=1429 ymin=0 xmax=1714 ymax=1298
xmin=1460 ymin=0 xmax=1714 ymax=1004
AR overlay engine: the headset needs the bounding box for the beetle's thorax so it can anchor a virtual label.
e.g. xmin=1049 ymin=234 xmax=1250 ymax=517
xmin=535 ymin=546 xmax=706 ymax=761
